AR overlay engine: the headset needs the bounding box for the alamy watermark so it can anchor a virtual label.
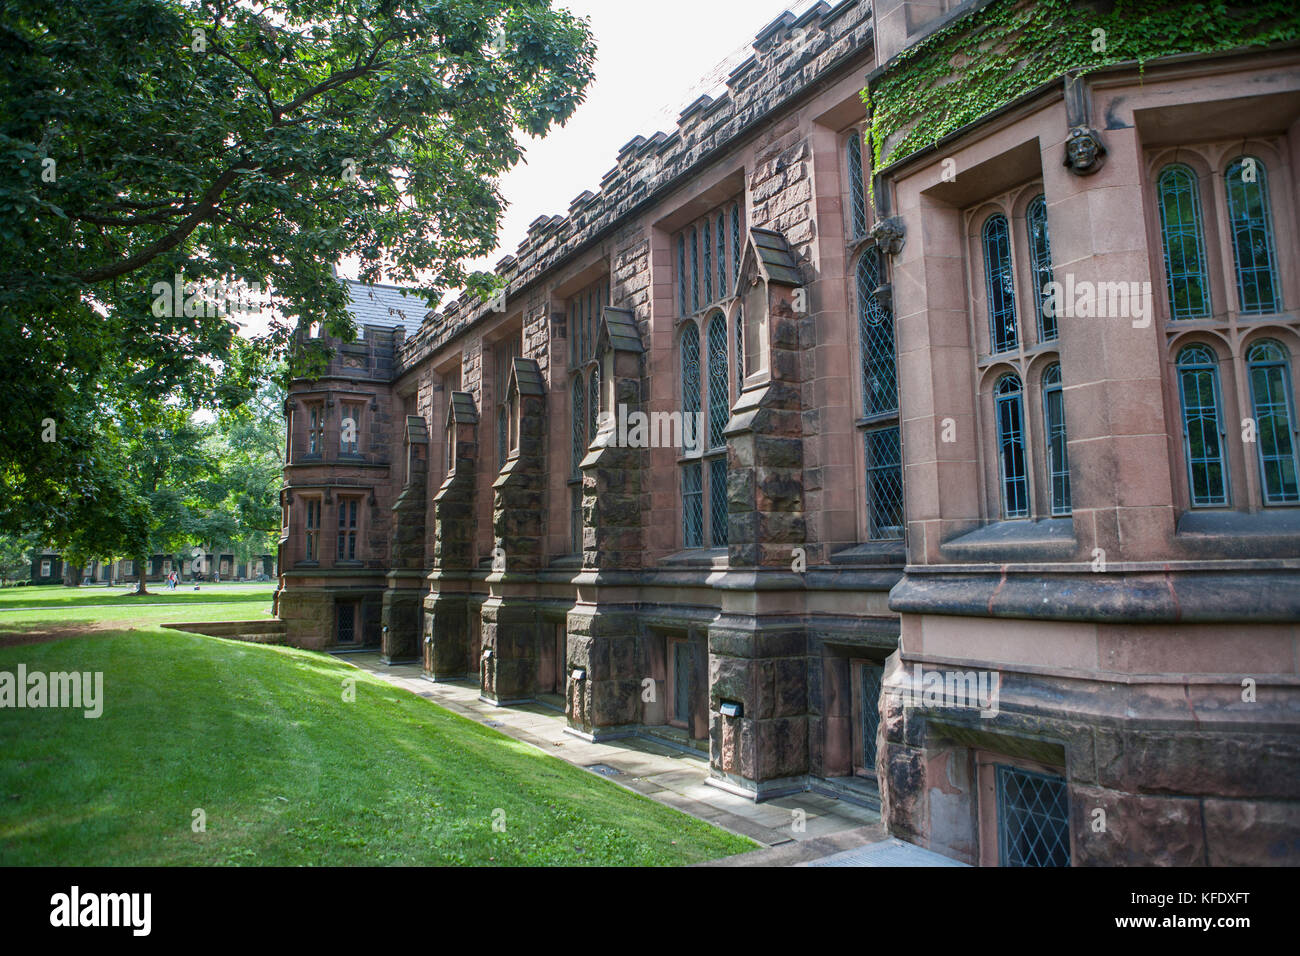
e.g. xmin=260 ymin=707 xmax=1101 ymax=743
xmin=151 ymin=273 xmax=264 ymax=319
xmin=894 ymin=663 xmax=1001 ymax=718
xmin=50 ymin=886 xmax=150 ymax=936
xmin=1041 ymin=273 xmax=1153 ymax=328
xmin=0 ymin=664 xmax=103 ymax=718
xmin=596 ymin=405 xmax=708 ymax=452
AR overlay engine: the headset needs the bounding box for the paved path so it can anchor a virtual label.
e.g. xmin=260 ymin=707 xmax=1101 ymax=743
xmin=804 ymin=837 xmax=969 ymax=867
xmin=345 ymin=653 xmax=890 ymax=863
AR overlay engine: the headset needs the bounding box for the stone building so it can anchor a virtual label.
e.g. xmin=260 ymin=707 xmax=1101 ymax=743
xmin=33 ymin=551 xmax=276 ymax=585
xmin=275 ymin=0 xmax=1300 ymax=865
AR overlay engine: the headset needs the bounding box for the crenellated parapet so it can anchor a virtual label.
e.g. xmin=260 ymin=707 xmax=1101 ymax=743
xmin=396 ymin=0 xmax=872 ymax=373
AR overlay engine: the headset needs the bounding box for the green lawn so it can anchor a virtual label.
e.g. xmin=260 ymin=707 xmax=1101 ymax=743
xmin=0 ymin=591 xmax=754 ymax=865
xmin=0 ymin=582 xmax=275 ymax=610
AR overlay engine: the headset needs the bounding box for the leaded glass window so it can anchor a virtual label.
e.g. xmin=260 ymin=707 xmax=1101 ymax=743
xmin=682 ymin=461 xmax=703 ymax=548
xmin=717 ymin=212 xmax=727 ymax=298
xmin=691 ymin=228 xmax=699 ymax=313
xmin=995 ymin=374 xmax=1029 ymax=518
xmin=996 ymin=765 xmax=1071 ymax=867
xmin=1026 ymin=195 xmax=1055 ymax=341
xmin=983 ymin=214 xmax=1018 ymax=353
xmin=305 ymin=498 xmax=321 ymax=561
xmin=673 ymin=202 xmax=743 ymax=550
xmin=703 ymin=220 xmax=712 ymax=304
xmin=337 ymin=498 xmax=358 ymax=561
xmin=1247 ymin=340 xmax=1299 ymax=504
xmin=735 ymin=305 xmax=745 ymax=391
xmin=567 ymin=278 xmax=608 ymax=554
xmin=571 ymin=376 xmax=585 ymax=476
xmin=860 ymin=662 xmax=884 ymax=771
xmin=677 ymin=201 xmax=744 ymax=318
xmin=308 ymin=404 xmax=323 ymax=455
xmin=1156 ymin=164 xmax=1211 ymax=320
xmin=858 ymin=248 xmax=897 ymax=416
xmin=707 ymin=313 xmax=729 ymax=448
xmin=847 ymin=131 xmax=867 ymax=239
xmin=496 ymin=406 xmax=508 ymax=464
xmin=1176 ymin=344 xmax=1229 ymax=507
xmin=856 ymin=245 xmax=902 ymax=541
xmin=672 ymin=641 xmax=692 ymax=725
xmin=731 ymin=204 xmax=742 ymax=288
xmin=865 ymin=426 xmax=904 ymax=539
xmin=1042 ymin=363 xmax=1071 ymax=515
xmin=677 ymin=236 xmax=688 ymax=317
xmin=709 ymin=457 xmax=728 ymax=547
xmin=680 ymin=322 xmax=701 ymax=422
xmin=1224 ymin=157 xmax=1282 ymax=315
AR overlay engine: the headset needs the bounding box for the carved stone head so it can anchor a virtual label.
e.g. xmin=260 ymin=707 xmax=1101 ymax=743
xmin=1063 ymin=126 xmax=1106 ymax=175
xmin=870 ymin=216 xmax=906 ymax=256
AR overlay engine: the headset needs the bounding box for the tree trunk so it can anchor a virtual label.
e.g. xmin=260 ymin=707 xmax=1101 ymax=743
xmin=134 ymin=555 xmax=148 ymax=595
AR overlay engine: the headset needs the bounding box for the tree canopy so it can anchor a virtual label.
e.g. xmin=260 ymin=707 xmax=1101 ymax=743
xmin=0 ymin=0 xmax=596 ymax=541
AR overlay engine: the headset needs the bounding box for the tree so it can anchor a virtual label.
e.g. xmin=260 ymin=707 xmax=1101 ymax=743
xmin=205 ymin=374 xmax=286 ymax=559
xmin=0 ymin=533 xmax=39 ymax=585
xmin=74 ymin=402 xmax=211 ymax=594
xmin=0 ymin=0 xmax=596 ymax=537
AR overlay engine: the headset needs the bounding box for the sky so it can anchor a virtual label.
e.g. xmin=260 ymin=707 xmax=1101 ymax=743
xmin=336 ymin=0 xmax=820 ymax=299
xmin=461 ymin=0 xmax=820 ymax=277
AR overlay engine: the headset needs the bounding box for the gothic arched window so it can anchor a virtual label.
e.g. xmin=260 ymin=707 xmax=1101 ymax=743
xmin=1156 ymin=164 xmax=1211 ymax=320
xmin=1042 ymin=363 xmax=1070 ymax=515
xmin=1246 ymin=339 xmax=1299 ymax=504
xmin=995 ymin=374 xmax=1029 ymax=518
xmin=983 ymin=214 xmax=1019 ymax=352
xmin=1224 ymin=157 xmax=1282 ymax=315
xmin=1027 ymin=195 xmax=1055 ymax=341
xmin=1176 ymin=344 xmax=1229 ymax=507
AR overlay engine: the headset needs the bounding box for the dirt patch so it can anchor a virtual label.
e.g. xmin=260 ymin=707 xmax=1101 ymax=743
xmin=0 ymin=622 xmax=136 ymax=649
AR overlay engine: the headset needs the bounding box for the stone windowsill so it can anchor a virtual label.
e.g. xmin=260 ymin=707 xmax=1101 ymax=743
xmin=829 ymin=541 xmax=907 ymax=565
xmin=939 ymin=518 xmax=1076 ymax=562
xmin=1177 ymin=508 xmax=1300 ymax=536
xmin=658 ymin=547 xmax=728 ymax=569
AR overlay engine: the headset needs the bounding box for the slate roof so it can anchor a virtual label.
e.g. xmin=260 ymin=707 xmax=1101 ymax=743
xmin=405 ymin=415 xmax=429 ymax=445
xmin=447 ymin=391 xmax=479 ymax=424
xmin=342 ymin=278 xmax=431 ymax=337
xmin=510 ymin=357 xmax=547 ymax=397
xmin=598 ymin=307 xmax=644 ymax=353
xmin=749 ymin=228 xmax=802 ymax=286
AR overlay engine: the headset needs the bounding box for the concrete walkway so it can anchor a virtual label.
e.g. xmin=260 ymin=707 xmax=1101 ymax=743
xmin=344 ymin=652 xmax=888 ymax=862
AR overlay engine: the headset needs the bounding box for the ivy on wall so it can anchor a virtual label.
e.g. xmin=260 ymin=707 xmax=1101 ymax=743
xmin=863 ymin=0 xmax=1300 ymax=179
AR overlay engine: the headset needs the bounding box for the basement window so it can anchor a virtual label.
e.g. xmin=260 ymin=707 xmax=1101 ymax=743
xmin=996 ymin=764 xmax=1071 ymax=867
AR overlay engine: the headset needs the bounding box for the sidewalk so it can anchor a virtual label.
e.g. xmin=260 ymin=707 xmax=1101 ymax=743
xmin=344 ymin=652 xmax=888 ymax=862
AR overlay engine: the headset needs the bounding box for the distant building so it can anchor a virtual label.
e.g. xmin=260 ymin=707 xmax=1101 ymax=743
xmin=32 ymin=551 xmax=276 ymax=584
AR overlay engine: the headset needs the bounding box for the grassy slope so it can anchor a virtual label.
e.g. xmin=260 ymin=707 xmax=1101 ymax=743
xmin=0 ymin=594 xmax=754 ymax=866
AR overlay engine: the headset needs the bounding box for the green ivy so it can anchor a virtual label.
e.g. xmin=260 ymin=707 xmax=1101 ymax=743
xmin=863 ymin=0 xmax=1300 ymax=182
